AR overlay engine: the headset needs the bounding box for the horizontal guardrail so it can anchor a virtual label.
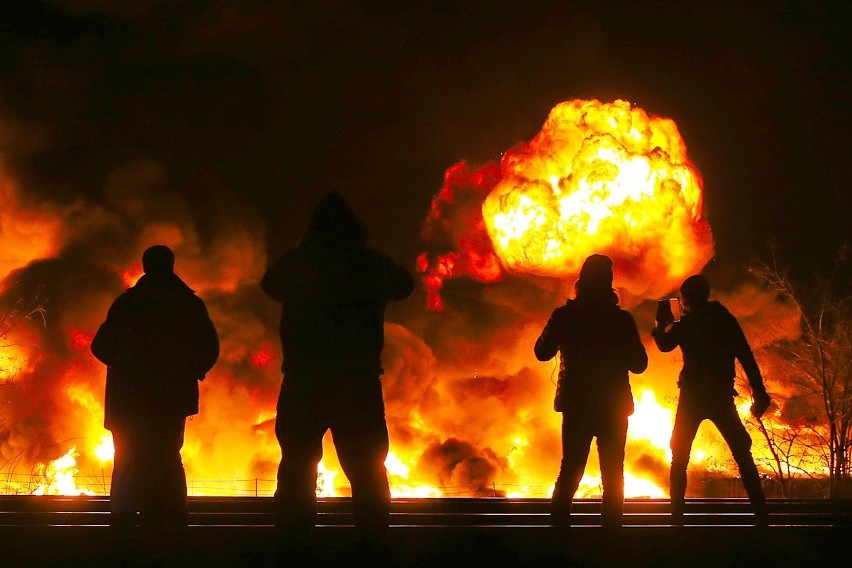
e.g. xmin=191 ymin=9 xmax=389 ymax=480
xmin=0 ymin=496 xmax=849 ymax=528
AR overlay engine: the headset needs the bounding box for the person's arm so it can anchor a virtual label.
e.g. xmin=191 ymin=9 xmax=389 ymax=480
xmin=623 ymin=313 xmax=649 ymax=374
xmin=651 ymin=320 xmax=679 ymax=353
xmin=260 ymin=256 xmax=288 ymax=303
xmin=729 ymin=314 xmax=771 ymax=417
xmin=90 ymin=299 xmax=129 ymax=367
xmin=387 ymin=263 xmax=415 ymax=301
xmin=261 ymin=250 xmax=316 ymax=304
xmin=367 ymin=250 xmax=414 ymax=302
xmin=534 ymin=310 xmax=561 ymax=362
xmin=192 ymin=299 xmax=220 ymax=380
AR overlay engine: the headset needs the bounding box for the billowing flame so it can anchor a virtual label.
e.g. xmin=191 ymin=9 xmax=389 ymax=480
xmin=32 ymin=448 xmax=94 ymax=496
xmin=0 ymin=99 xmax=822 ymax=502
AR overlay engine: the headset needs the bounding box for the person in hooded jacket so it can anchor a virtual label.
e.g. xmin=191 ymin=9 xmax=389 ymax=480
xmin=261 ymin=191 xmax=414 ymax=552
xmin=91 ymin=244 xmax=219 ymax=529
xmin=651 ymin=274 xmax=771 ymax=527
xmin=534 ymin=254 xmax=648 ymax=529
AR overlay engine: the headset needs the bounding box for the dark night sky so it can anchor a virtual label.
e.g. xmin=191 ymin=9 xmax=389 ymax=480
xmin=1 ymin=0 xmax=849 ymax=288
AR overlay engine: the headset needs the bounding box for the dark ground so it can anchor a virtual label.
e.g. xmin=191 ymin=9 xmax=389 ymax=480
xmin=2 ymin=525 xmax=848 ymax=568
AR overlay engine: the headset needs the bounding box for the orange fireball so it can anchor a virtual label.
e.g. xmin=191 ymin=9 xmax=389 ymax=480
xmin=482 ymin=99 xmax=713 ymax=299
xmin=420 ymin=98 xmax=714 ymax=309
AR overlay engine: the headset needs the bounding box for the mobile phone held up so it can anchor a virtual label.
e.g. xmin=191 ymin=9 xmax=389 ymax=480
xmin=656 ymin=298 xmax=680 ymax=327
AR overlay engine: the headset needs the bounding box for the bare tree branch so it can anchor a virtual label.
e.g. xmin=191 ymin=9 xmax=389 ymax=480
xmin=747 ymin=249 xmax=852 ymax=497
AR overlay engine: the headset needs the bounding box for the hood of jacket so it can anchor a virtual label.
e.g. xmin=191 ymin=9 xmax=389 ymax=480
xmin=303 ymin=191 xmax=368 ymax=247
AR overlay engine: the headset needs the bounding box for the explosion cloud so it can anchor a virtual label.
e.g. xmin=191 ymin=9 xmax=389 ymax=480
xmin=420 ymin=98 xmax=714 ymax=310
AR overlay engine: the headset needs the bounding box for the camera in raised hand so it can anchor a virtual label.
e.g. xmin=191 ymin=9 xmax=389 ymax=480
xmin=655 ymin=299 xmax=675 ymax=328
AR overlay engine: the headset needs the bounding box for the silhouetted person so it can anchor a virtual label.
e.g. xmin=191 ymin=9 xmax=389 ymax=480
xmin=261 ymin=191 xmax=414 ymax=556
xmin=534 ymin=254 xmax=648 ymax=528
xmin=91 ymin=244 xmax=219 ymax=530
xmin=651 ymin=274 xmax=771 ymax=527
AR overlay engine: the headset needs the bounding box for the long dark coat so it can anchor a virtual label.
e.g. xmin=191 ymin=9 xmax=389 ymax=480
xmin=91 ymin=272 xmax=220 ymax=429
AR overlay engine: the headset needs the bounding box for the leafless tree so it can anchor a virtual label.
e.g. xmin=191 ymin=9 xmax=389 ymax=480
xmin=742 ymin=394 xmax=829 ymax=497
xmin=0 ymin=286 xmax=47 ymax=495
xmin=0 ymin=286 xmax=47 ymax=396
xmin=748 ymin=250 xmax=851 ymax=498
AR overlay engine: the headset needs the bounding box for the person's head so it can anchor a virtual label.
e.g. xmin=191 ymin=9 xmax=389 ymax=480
xmin=142 ymin=244 xmax=175 ymax=274
xmin=306 ymin=190 xmax=368 ymax=245
xmin=680 ymin=274 xmax=710 ymax=311
xmin=575 ymin=254 xmax=614 ymax=299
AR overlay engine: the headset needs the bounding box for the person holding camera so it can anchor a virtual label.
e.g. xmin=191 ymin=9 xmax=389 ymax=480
xmin=534 ymin=254 xmax=648 ymax=529
xmin=651 ymin=274 xmax=771 ymax=527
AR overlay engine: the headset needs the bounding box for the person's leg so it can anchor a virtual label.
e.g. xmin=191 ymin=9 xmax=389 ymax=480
xmin=712 ymin=401 xmax=769 ymax=526
xmin=108 ymin=427 xmax=138 ymax=528
xmin=552 ymin=415 xmax=595 ymax=527
xmin=332 ymin=377 xmax=391 ymax=545
xmin=142 ymin=415 xmax=188 ymax=528
xmin=669 ymin=396 xmax=703 ymax=525
xmin=597 ymin=414 xmax=628 ymax=528
xmin=274 ymin=382 xmax=326 ymax=542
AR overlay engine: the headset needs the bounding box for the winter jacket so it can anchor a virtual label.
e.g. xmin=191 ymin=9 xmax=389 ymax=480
xmin=535 ymin=293 xmax=648 ymax=416
xmin=91 ymin=272 xmax=220 ymax=428
xmin=651 ymin=300 xmax=766 ymax=398
xmin=261 ymin=193 xmax=414 ymax=379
